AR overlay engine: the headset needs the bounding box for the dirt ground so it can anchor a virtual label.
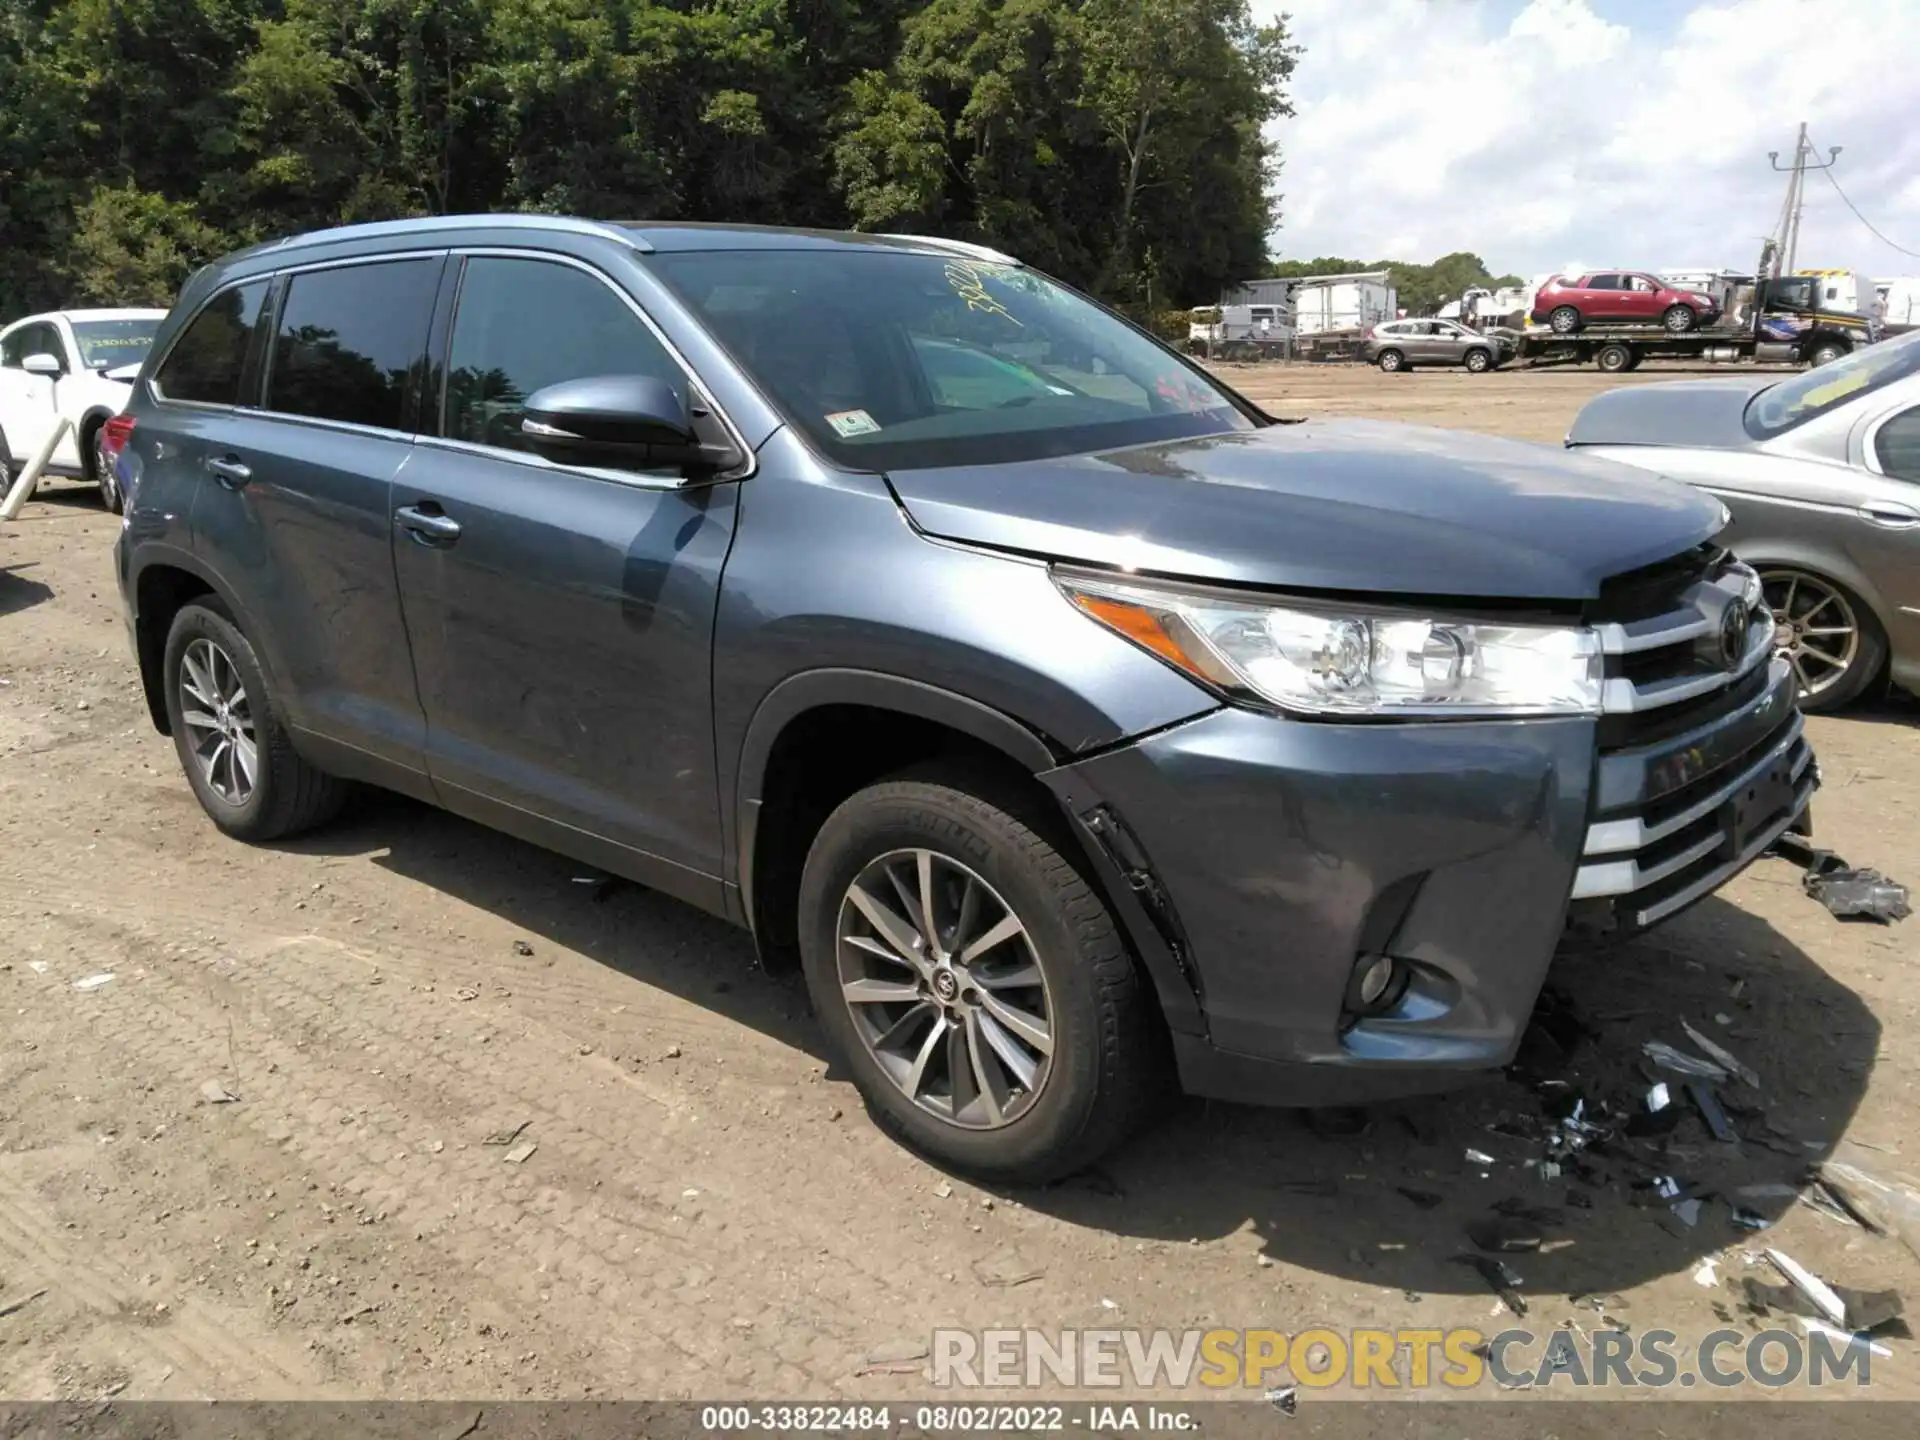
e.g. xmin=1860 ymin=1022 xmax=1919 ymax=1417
xmin=3 ymin=362 xmax=1919 ymax=1410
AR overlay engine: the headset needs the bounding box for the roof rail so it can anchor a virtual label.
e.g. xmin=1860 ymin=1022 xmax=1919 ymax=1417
xmin=880 ymin=234 xmax=1022 ymax=267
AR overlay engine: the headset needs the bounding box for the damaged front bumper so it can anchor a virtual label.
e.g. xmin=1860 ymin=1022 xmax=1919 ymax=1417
xmin=1043 ymin=658 xmax=1816 ymax=1109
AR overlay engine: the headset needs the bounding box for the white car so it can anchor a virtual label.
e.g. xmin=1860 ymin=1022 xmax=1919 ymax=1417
xmin=0 ymin=307 xmax=166 ymax=513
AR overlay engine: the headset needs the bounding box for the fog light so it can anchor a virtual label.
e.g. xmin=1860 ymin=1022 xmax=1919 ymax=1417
xmin=1354 ymin=954 xmax=1397 ymax=1009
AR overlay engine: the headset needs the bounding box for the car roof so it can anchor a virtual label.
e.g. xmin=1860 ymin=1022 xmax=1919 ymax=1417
xmin=211 ymin=213 xmax=1021 ymax=267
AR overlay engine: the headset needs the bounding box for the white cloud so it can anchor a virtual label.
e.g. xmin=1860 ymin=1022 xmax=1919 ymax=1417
xmin=1258 ymin=0 xmax=1920 ymax=279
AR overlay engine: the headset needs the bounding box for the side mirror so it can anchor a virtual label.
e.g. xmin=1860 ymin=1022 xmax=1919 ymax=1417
xmin=519 ymin=373 xmax=723 ymax=474
xmin=23 ymin=352 xmax=63 ymax=378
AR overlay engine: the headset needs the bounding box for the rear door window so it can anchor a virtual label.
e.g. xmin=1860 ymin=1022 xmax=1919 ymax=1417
xmin=1875 ymin=406 xmax=1920 ymax=482
xmin=153 ymin=283 xmax=269 ymax=405
xmin=266 ymin=259 xmax=439 ymax=431
xmin=441 ymin=255 xmax=683 ymax=457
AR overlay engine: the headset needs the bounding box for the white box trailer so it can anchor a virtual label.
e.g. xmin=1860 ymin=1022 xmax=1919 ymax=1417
xmin=1285 ymin=271 xmax=1397 ymax=335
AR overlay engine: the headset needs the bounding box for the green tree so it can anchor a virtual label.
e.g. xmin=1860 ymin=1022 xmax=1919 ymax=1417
xmin=65 ymin=180 xmax=224 ymax=304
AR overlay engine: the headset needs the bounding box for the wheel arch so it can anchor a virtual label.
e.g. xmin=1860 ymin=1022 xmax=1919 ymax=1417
xmin=732 ymin=669 xmax=1205 ymax=1033
xmin=76 ymin=405 xmax=116 ymax=478
xmin=128 ymin=550 xmax=263 ymax=735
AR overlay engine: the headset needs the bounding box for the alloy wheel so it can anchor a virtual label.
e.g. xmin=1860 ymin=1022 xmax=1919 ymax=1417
xmin=836 ymin=848 xmax=1054 ymax=1130
xmin=179 ymin=638 xmax=259 ymax=805
xmin=1762 ymin=570 xmax=1860 ymax=702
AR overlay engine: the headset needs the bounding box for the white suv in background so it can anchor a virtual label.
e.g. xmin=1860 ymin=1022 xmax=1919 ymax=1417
xmin=0 ymin=308 xmax=166 ymax=512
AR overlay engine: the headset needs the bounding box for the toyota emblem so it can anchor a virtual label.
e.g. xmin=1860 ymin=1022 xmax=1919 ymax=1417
xmin=1718 ymin=602 xmax=1751 ymax=671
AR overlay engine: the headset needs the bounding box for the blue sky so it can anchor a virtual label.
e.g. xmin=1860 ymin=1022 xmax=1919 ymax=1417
xmin=1254 ymin=0 xmax=1920 ymax=279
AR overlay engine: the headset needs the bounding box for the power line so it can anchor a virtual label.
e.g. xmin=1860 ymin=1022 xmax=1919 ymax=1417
xmin=1811 ymin=146 xmax=1920 ymax=259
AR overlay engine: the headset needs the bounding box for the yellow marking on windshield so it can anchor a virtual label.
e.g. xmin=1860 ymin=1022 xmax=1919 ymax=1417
xmin=1795 ymin=372 xmax=1870 ymax=410
xmin=944 ymin=260 xmax=1024 ymax=327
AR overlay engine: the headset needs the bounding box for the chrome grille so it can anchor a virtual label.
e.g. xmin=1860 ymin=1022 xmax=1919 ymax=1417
xmin=1571 ymin=551 xmax=1818 ymax=933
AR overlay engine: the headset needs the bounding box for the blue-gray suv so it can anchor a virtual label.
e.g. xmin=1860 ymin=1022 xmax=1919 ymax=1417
xmin=112 ymin=216 xmax=1818 ymax=1181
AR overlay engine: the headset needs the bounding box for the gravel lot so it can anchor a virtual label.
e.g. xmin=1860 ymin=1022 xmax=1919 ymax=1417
xmin=3 ymin=361 xmax=1918 ymax=1408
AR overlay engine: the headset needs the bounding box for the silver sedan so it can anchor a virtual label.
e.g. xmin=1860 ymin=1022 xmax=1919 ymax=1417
xmin=1567 ymin=331 xmax=1920 ymax=711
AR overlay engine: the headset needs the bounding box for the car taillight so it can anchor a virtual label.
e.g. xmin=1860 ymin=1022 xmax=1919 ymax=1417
xmin=101 ymin=414 xmax=136 ymax=457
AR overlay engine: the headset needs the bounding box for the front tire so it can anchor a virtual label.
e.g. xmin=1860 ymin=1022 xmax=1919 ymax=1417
xmin=163 ymin=599 xmax=349 ymax=840
xmin=1761 ymin=568 xmax=1886 ymax=712
xmin=1662 ymin=304 xmax=1698 ymax=334
xmin=1549 ymin=305 xmax=1580 ymax=334
xmin=1463 ymin=348 xmax=1492 ymax=373
xmin=1376 ymin=348 xmax=1406 ymax=373
xmin=797 ymin=767 xmax=1159 ymax=1183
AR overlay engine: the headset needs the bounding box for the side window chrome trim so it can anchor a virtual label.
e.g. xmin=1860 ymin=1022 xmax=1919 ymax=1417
xmin=444 ymin=246 xmax=757 ymax=482
xmin=414 ymin=433 xmax=690 ymax=492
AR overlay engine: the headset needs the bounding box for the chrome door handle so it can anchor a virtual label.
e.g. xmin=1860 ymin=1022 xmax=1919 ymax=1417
xmin=206 ymin=456 xmax=251 ymax=489
xmin=1859 ymin=502 xmax=1920 ymax=528
xmin=395 ymin=505 xmax=462 ymax=546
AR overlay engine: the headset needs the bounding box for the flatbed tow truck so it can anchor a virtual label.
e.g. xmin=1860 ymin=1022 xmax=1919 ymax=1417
xmin=1505 ymin=252 xmax=1879 ymax=372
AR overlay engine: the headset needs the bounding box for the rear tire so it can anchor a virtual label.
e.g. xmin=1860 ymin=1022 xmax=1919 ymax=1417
xmin=1463 ymin=348 xmax=1492 ymax=373
xmin=1376 ymin=349 xmax=1406 ymax=373
xmin=163 ymin=598 xmax=349 ymax=841
xmin=1662 ymin=304 xmax=1698 ymax=334
xmin=1808 ymin=341 xmax=1848 ymax=367
xmin=1549 ymin=305 xmax=1580 ymax=334
xmin=797 ymin=766 xmax=1160 ymax=1183
xmin=1596 ymin=342 xmax=1634 ymax=373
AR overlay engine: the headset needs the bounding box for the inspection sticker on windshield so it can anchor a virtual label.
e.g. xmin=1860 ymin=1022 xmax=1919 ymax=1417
xmin=825 ymin=409 xmax=883 ymax=438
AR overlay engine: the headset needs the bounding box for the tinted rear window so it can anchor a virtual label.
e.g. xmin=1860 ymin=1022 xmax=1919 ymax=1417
xmin=153 ymin=283 xmax=268 ymax=405
xmin=267 ymin=259 xmax=439 ymax=431
xmin=648 ymin=247 xmax=1254 ymax=471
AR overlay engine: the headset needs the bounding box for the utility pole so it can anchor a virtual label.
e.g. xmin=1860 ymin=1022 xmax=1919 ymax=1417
xmin=1768 ymin=124 xmax=1842 ymax=278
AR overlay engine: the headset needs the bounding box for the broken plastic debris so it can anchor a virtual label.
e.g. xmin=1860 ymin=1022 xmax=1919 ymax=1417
xmin=1452 ymin=1254 xmax=1527 ymax=1316
xmin=1798 ymin=1183 xmax=1861 ymax=1228
xmin=199 ymin=1080 xmax=239 ymax=1105
xmin=859 ymin=1340 xmax=930 ymax=1376
xmin=1651 ymin=1176 xmax=1682 ymax=1200
xmin=1467 ymin=1217 xmax=1543 ymax=1254
xmin=1816 ymin=1147 xmax=1920 ymax=1252
xmin=1681 ymin=1020 xmax=1761 ymax=1089
xmin=1687 ymin=1082 xmax=1737 ymax=1144
xmin=72 ymin=973 xmax=115 ymax=991
xmin=1693 ymin=1257 xmax=1719 ymax=1287
xmin=971 ymin=1250 xmax=1044 ymax=1288
xmin=1264 ymin=1385 xmax=1298 ymax=1416
xmin=1765 ymin=1249 xmax=1847 ymax=1327
xmin=1671 ymin=1197 xmax=1703 ymax=1228
xmin=27 ymin=961 xmax=49 ymax=974
xmin=1801 ymin=852 xmax=1911 ymax=923
xmin=502 ymin=1142 xmax=537 ymax=1165
xmin=1647 ymin=1083 xmax=1672 ymax=1112
xmin=1642 ymin=1040 xmax=1728 ymax=1082
xmin=1464 ymin=1148 xmax=1496 ymax=1167
xmin=482 ymin=1120 xmax=532 ymax=1147
xmin=1729 ymin=1207 xmax=1772 ymax=1232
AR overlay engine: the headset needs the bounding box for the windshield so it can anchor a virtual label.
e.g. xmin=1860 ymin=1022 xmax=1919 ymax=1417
xmin=647 ymin=247 xmax=1256 ymax=470
xmin=1745 ymin=329 xmax=1920 ymax=438
xmin=71 ymin=318 xmax=160 ymax=371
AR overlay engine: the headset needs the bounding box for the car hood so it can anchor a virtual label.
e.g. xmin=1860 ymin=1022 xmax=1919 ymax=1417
xmin=885 ymin=419 xmax=1724 ymax=601
xmin=1566 ymin=377 xmax=1773 ymax=451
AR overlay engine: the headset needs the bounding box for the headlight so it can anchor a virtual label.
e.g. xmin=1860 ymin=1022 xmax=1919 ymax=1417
xmin=1057 ymin=571 xmax=1603 ymax=718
